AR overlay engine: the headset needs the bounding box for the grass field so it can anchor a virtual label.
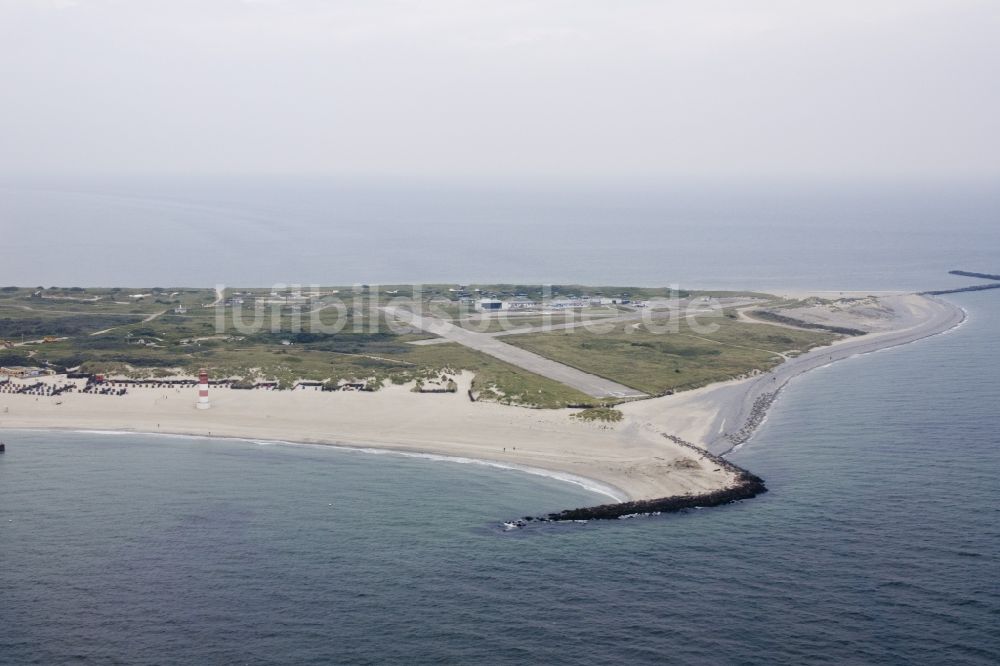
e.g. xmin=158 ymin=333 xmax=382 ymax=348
xmin=0 ymin=283 xmax=830 ymax=407
xmin=1 ymin=287 xmax=597 ymax=407
xmin=505 ymin=316 xmax=837 ymax=395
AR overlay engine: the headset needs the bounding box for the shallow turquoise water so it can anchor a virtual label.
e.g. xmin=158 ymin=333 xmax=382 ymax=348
xmin=1 ymin=291 xmax=998 ymax=664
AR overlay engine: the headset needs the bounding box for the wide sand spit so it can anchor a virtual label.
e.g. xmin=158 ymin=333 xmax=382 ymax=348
xmin=0 ymin=293 xmax=964 ymax=508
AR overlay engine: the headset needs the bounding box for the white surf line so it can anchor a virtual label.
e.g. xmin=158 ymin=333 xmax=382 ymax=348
xmin=9 ymin=427 xmax=629 ymax=504
xmin=718 ymin=295 xmax=967 ymax=455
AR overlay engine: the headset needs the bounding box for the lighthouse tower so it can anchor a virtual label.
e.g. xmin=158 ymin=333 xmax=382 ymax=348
xmin=196 ymin=368 xmax=210 ymax=410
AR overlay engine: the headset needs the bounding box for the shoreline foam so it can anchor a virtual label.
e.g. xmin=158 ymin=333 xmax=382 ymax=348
xmin=2 ymin=426 xmax=631 ymax=504
xmin=715 ymin=296 xmax=968 ymax=455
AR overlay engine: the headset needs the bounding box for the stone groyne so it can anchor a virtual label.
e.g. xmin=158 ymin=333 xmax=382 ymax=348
xmin=504 ymin=439 xmax=767 ymax=527
xmin=948 ymin=270 xmax=1000 ymax=281
xmin=924 ymin=283 xmax=1000 ymax=296
xmin=926 ymin=270 xmax=1000 ymax=295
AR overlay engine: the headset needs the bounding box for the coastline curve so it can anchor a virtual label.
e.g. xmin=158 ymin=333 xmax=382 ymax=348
xmin=533 ymin=294 xmax=968 ymax=524
xmin=0 ymin=427 xmax=630 ymax=505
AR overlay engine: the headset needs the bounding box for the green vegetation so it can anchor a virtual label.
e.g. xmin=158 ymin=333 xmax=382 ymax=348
xmin=2 ymin=296 xmax=595 ymax=406
xmin=0 ymin=351 xmax=35 ymax=367
xmin=0 ymin=314 xmax=146 ymax=338
xmin=749 ymin=310 xmax=867 ymax=336
xmin=506 ymin=316 xmax=837 ymax=395
xmin=571 ymin=407 xmax=624 ymax=423
xmin=0 ymin=287 xmax=216 ymax=338
xmin=0 ymin=282 xmax=837 ymax=408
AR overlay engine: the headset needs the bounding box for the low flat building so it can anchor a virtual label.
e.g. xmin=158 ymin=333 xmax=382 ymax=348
xmin=294 ymin=381 xmax=323 ymax=391
xmin=0 ymin=366 xmax=50 ymax=378
xmin=478 ymin=299 xmax=503 ymax=311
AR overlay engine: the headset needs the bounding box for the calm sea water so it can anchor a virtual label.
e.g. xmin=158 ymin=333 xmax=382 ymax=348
xmin=1 ymin=289 xmax=998 ymax=664
xmin=1 ymin=180 xmax=999 ymax=663
xmin=1 ymin=178 xmax=998 ymax=290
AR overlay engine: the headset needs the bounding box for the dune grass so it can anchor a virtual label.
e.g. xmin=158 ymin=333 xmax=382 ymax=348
xmin=505 ymin=316 xmax=837 ymax=395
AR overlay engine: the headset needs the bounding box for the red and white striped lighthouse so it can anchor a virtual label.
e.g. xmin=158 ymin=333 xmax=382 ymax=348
xmin=196 ymin=368 xmax=210 ymax=410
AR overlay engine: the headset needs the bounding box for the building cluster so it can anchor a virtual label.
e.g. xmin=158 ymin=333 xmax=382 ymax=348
xmin=293 ymin=380 xmax=369 ymax=391
xmin=218 ymin=290 xmax=332 ymax=309
xmin=475 ymin=296 xmax=647 ymax=312
xmin=0 ymin=366 xmax=52 ymax=379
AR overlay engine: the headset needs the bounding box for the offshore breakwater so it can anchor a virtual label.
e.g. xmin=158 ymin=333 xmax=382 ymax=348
xmin=924 ymin=283 xmax=1000 ymax=295
xmin=948 ymin=270 xmax=1000 ymax=281
xmin=924 ymin=269 xmax=1000 ymax=295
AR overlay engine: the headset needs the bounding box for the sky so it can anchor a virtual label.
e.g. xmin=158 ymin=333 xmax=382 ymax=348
xmin=1 ymin=0 xmax=998 ymax=185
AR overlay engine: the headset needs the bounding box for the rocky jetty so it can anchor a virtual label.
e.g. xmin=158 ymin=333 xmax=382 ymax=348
xmin=724 ymin=391 xmax=777 ymax=450
xmin=540 ymin=469 xmax=766 ymax=522
xmin=505 ymin=434 xmax=767 ymax=526
xmin=923 ymin=283 xmax=1000 ymax=296
xmin=926 ymin=269 xmax=1000 ymax=295
xmin=948 ymin=270 xmax=1000 ymax=281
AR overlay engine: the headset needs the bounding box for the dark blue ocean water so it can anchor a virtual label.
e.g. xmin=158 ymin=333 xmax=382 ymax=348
xmin=1 ymin=178 xmax=998 ymax=291
xmin=1 ymin=289 xmax=998 ymax=664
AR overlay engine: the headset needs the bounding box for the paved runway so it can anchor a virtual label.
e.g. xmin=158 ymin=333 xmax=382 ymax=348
xmin=383 ymin=306 xmax=646 ymax=399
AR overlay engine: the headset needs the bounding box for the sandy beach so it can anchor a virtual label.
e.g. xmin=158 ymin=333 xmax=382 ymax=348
xmin=0 ymin=293 xmax=964 ymax=506
xmin=0 ymin=373 xmax=735 ymax=503
xmin=621 ymin=294 xmax=965 ymax=454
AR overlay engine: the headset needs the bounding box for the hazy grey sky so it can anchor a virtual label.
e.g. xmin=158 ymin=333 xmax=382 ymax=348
xmin=1 ymin=0 xmax=998 ymax=183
